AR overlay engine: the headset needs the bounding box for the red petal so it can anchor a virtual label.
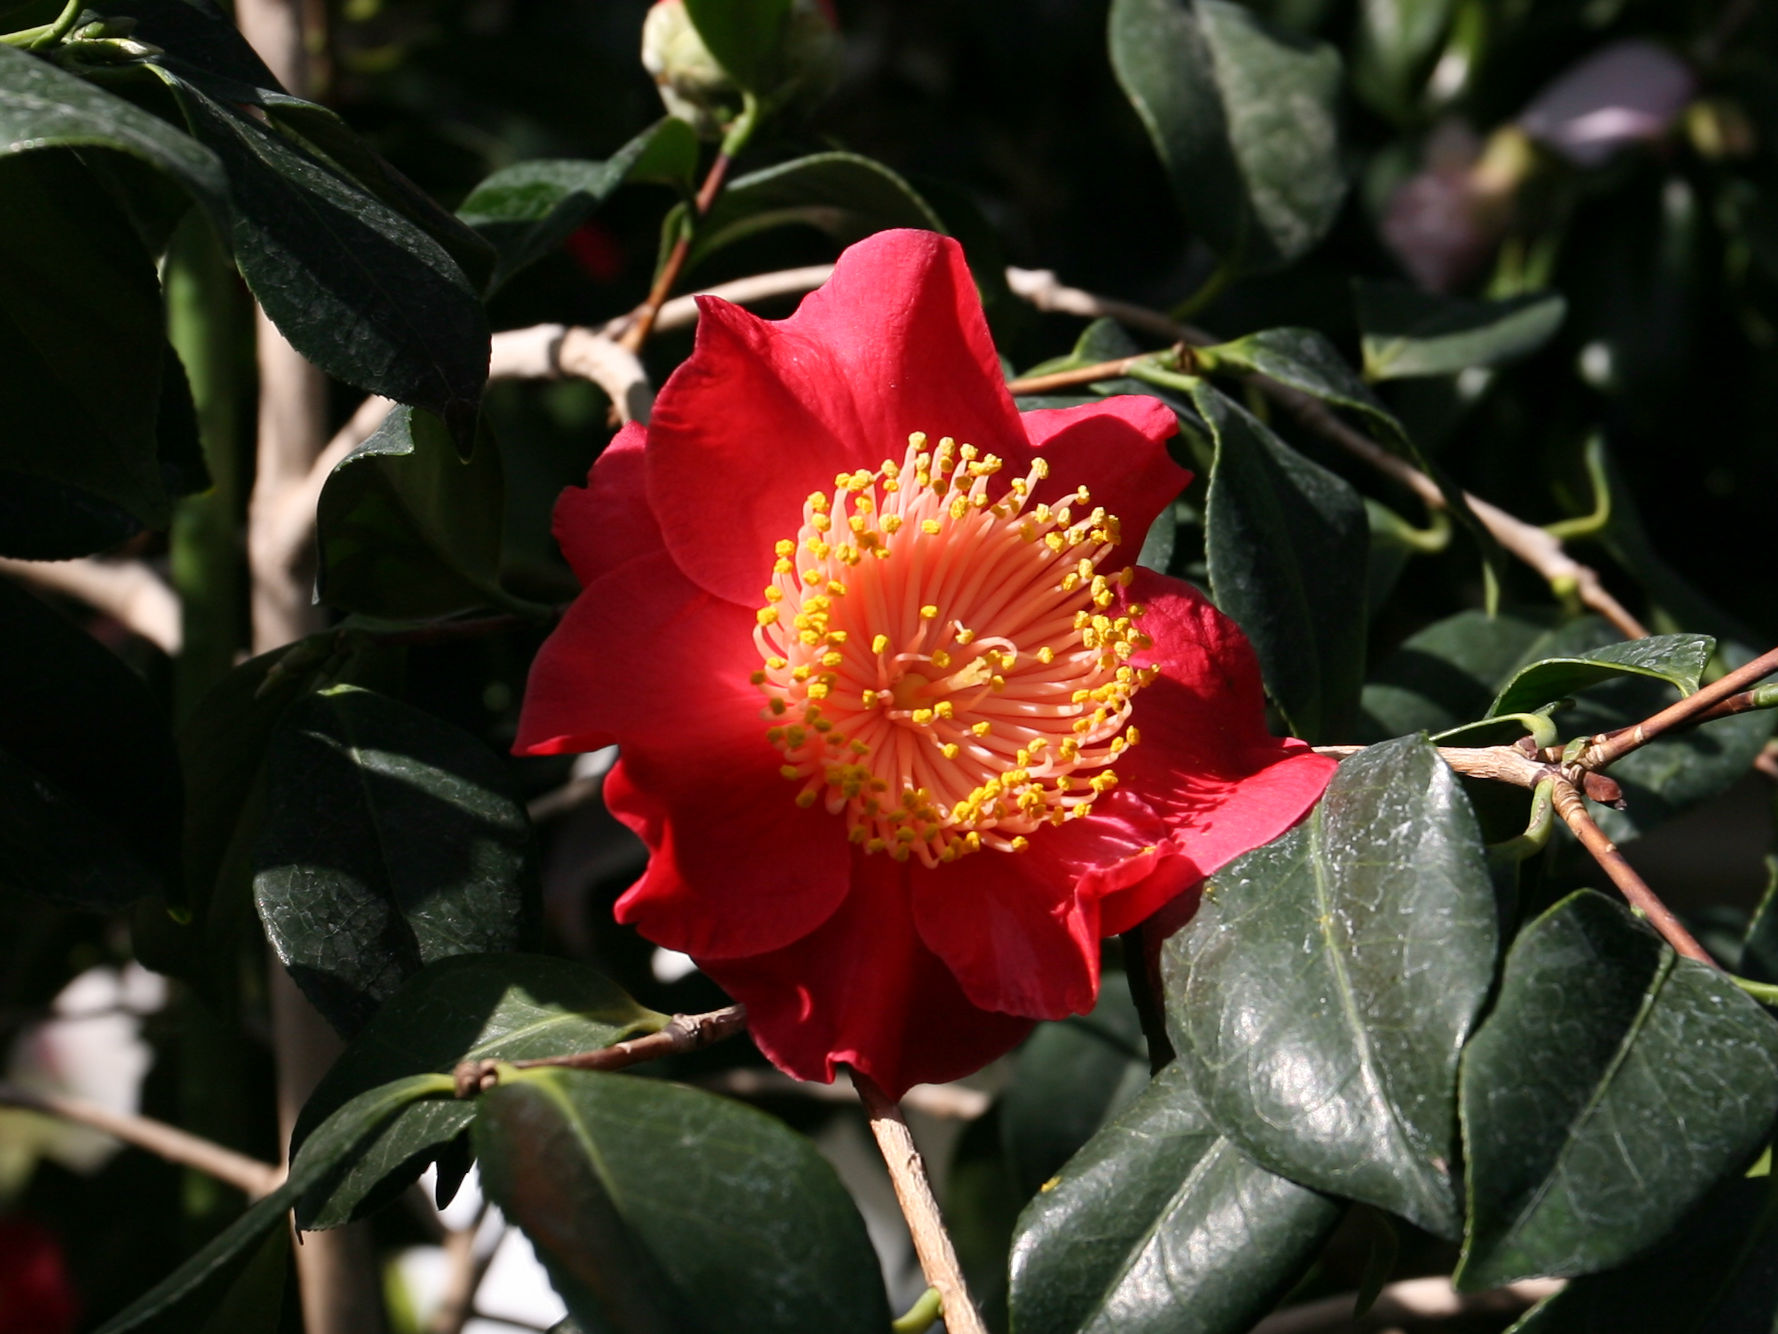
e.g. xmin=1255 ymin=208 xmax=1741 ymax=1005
xmin=1019 ymin=396 xmax=1187 ymax=571
xmin=1095 ymin=568 xmax=1336 ymax=931
xmin=647 ymin=230 xmax=1025 ymax=605
xmin=607 ymin=755 xmax=853 ymax=960
xmin=552 ymin=424 xmax=664 ymax=588
xmin=512 ymin=549 xmax=757 ymax=757
xmin=699 ymin=853 xmax=1033 ymax=1098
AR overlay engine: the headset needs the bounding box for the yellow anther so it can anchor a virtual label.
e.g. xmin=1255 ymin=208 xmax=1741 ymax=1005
xmin=757 ymin=607 xmax=779 ymax=626
xmin=872 ymin=634 xmax=890 ymax=654
xmin=920 ymin=605 xmax=939 ymax=621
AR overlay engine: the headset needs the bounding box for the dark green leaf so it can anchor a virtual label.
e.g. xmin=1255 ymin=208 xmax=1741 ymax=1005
xmin=1197 ymin=327 xmax=1408 ymax=448
xmin=1488 ymin=633 xmax=1716 ymax=718
xmin=1506 ymin=1175 xmax=1778 ymax=1334
xmin=458 ymin=119 xmax=697 ymax=292
xmin=475 ymin=1069 xmax=891 ymax=1334
xmin=95 ymin=1073 xmax=451 ymax=1333
xmin=164 ymin=78 xmax=488 ymax=444
xmin=0 ymin=581 xmax=179 ymax=909
xmin=253 ymin=685 xmax=530 ymax=1037
xmin=1165 ymin=735 xmax=1497 ymax=1236
xmin=0 ymin=42 xmax=227 ymax=219
xmin=90 ymin=0 xmax=281 ymax=100
xmin=1008 ymin=1063 xmax=1341 ymax=1334
xmin=682 ymin=0 xmax=793 ymax=94
xmin=1110 ymin=0 xmax=1345 ymax=272
xmin=314 ymin=406 xmax=509 ymax=620
xmin=0 ymin=151 xmax=183 ymax=549
xmin=682 ymin=151 xmax=945 ymax=275
xmin=1356 ymin=282 xmax=1566 ymax=381
xmin=1456 ymin=891 xmax=1778 ymax=1289
xmin=1002 ymin=976 xmax=1149 ymax=1198
xmin=293 ymin=953 xmax=662 ymax=1229
xmin=1195 ymin=380 xmax=1368 ymax=741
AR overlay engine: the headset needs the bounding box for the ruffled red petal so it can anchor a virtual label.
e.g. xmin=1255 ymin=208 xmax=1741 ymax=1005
xmin=606 ymin=755 xmax=853 ymax=960
xmin=699 ymin=853 xmax=1034 ymax=1099
xmin=551 ymin=424 xmax=664 ymax=587
xmin=647 ymin=230 xmax=1026 ymax=605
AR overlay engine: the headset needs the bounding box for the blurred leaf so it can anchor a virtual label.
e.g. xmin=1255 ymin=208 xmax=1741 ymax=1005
xmin=1002 ymin=976 xmax=1149 ymax=1198
xmin=1740 ymin=864 xmax=1778 ymax=985
xmin=0 ymin=151 xmax=194 ymax=553
xmin=0 ymin=581 xmax=180 ymax=908
xmin=1356 ymin=282 xmax=1566 ymax=380
xmin=315 ymin=406 xmax=509 ymax=620
xmin=1165 ymin=735 xmax=1496 ymax=1236
xmin=1352 ymin=0 xmax=1455 ymax=119
xmin=459 ymin=119 xmax=698 ymax=292
xmin=293 ymin=953 xmax=663 ymax=1229
xmin=1008 ymin=1062 xmax=1341 ymax=1334
xmin=1195 ymin=380 xmax=1368 ymax=742
xmin=1110 ymin=0 xmax=1346 ymax=272
xmin=475 ymin=1069 xmax=891 ymax=1334
xmin=1489 ymin=633 xmax=1715 ymax=718
xmin=1456 ymin=891 xmax=1778 ymax=1289
xmin=682 ymin=151 xmax=945 ymax=274
xmin=162 ymin=78 xmax=488 ymax=445
xmin=683 ymin=0 xmax=794 ymax=95
xmin=1506 ymin=1175 xmax=1778 ymax=1334
xmin=253 ymin=685 xmax=530 ymax=1037
xmin=95 ymin=1073 xmax=450 ymax=1334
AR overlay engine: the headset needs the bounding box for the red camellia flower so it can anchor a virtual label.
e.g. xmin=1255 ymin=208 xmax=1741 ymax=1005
xmin=516 ymin=230 xmax=1334 ymax=1098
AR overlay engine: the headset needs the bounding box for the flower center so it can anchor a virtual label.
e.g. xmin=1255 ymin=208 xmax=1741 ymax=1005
xmin=751 ymin=433 xmax=1156 ymax=866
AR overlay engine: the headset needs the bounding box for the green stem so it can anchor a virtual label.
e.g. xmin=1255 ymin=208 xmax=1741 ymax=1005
xmin=7 ymin=0 xmax=87 ymax=48
xmin=1125 ymin=361 xmax=1202 ymax=396
xmin=1544 ymin=434 xmax=1613 ymax=541
xmin=1170 ymin=252 xmax=1237 ymax=322
xmin=1489 ymin=778 xmax=1556 ymax=863
xmin=1732 ymin=975 xmax=1778 ymax=1006
xmin=890 ymin=1288 xmax=943 ymax=1334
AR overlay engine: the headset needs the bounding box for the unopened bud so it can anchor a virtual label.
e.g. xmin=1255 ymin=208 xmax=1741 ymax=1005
xmin=641 ymin=0 xmax=840 ymax=139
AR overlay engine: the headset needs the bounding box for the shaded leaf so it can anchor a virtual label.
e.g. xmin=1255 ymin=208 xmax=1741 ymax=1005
xmin=0 ymin=581 xmax=180 ymax=908
xmin=1488 ymin=633 xmax=1716 ymax=718
xmin=314 ymin=406 xmax=509 ymax=620
xmin=1110 ymin=0 xmax=1346 ymax=272
xmin=253 ymin=685 xmax=530 ymax=1037
xmin=475 ymin=1069 xmax=891 ymax=1334
xmin=458 ymin=119 xmax=697 ymax=292
xmin=1356 ymin=282 xmax=1566 ymax=380
xmin=683 ymin=0 xmax=794 ymax=94
xmin=1456 ymin=891 xmax=1778 ymax=1289
xmin=1197 ymin=327 xmax=1408 ymax=448
xmin=682 ymin=151 xmax=945 ymax=274
xmin=1165 ymin=735 xmax=1497 ymax=1236
xmin=1195 ymin=380 xmax=1368 ymax=742
xmin=1008 ymin=1063 xmax=1341 ymax=1334
xmin=292 ymin=953 xmax=662 ymax=1229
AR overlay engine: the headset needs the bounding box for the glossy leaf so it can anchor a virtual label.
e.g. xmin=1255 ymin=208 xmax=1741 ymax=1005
xmin=1488 ymin=633 xmax=1715 ymax=718
xmin=1008 ymin=1063 xmax=1341 ymax=1334
xmin=94 ymin=1073 xmax=451 ymax=1333
xmin=1456 ymin=891 xmax=1778 ymax=1289
xmin=1110 ymin=0 xmax=1345 ymax=271
xmin=1164 ymin=735 xmax=1497 ymax=1236
xmin=253 ymin=685 xmax=530 ymax=1037
xmin=163 ymin=78 xmax=488 ymax=444
xmin=683 ymin=0 xmax=794 ymax=94
xmin=0 ymin=581 xmax=180 ymax=909
xmin=314 ymin=406 xmax=509 ymax=620
xmin=475 ymin=1069 xmax=891 ymax=1334
xmin=458 ymin=119 xmax=697 ymax=291
xmin=1356 ymin=282 xmax=1567 ymax=380
xmin=682 ymin=151 xmax=945 ymax=274
xmin=292 ymin=953 xmax=663 ymax=1229
xmin=1196 ymin=380 xmax=1368 ymax=742
xmin=1001 ymin=976 xmax=1150 ymax=1198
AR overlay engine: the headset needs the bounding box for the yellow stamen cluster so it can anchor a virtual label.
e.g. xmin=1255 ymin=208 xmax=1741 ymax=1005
xmin=751 ymin=432 xmax=1155 ymax=866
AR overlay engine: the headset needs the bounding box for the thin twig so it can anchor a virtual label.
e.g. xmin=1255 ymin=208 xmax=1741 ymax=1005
xmin=1550 ymin=777 xmax=1714 ymax=964
xmin=426 ymin=1203 xmax=500 ymax=1334
xmin=1252 ymin=1275 xmax=1564 ymax=1334
xmin=0 ymin=1080 xmax=283 ymax=1198
xmin=852 ymin=1069 xmax=988 ymax=1334
xmin=452 ymin=1005 xmax=749 ymax=1097
xmin=0 ymin=556 xmax=182 ymax=653
xmin=1575 ymin=645 xmax=1778 ymax=772
xmin=1005 ymin=352 xmax=1181 ymax=397
xmin=489 ymin=325 xmax=653 ymax=425
xmin=617 ymin=148 xmax=737 ymax=354
xmin=1315 ymin=743 xmax=1551 ymax=789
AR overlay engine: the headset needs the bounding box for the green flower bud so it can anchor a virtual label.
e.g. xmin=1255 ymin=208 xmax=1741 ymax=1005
xmin=641 ymin=0 xmax=840 ymax=139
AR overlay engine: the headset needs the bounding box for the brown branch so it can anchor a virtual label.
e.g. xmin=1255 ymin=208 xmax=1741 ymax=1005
xmin=1550 ymin=777 xmax=1714 ymax=964
xmin=617 ymin=150 xmax=736 ymax=355
xmin=1315 ymin=743 xmax=1551 ymax=789
xmin=453 ymin=1005 xmax=749 ymax=1097
xmin=1573 ymin=645 xmax=1778 ymax=772
xmin=852 ymin=1069 xmax=988 ymax=1334
xmin=1252 ymin=1275 xmax=1563 ymax=1334
xmin=0 ymin=556 xmax=182 ymax=653
xmin=489 ymin=326 xmax=653 ymax=425
xmin=0 ymin=1080 xmax=283 ymax=1198
xmin=1005 ymin=350 xmax=1187 ymax=397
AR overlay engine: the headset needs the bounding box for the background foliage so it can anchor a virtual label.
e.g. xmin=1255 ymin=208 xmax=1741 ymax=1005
xmin=5 ymin=0 xmax=1778 ymax=1331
